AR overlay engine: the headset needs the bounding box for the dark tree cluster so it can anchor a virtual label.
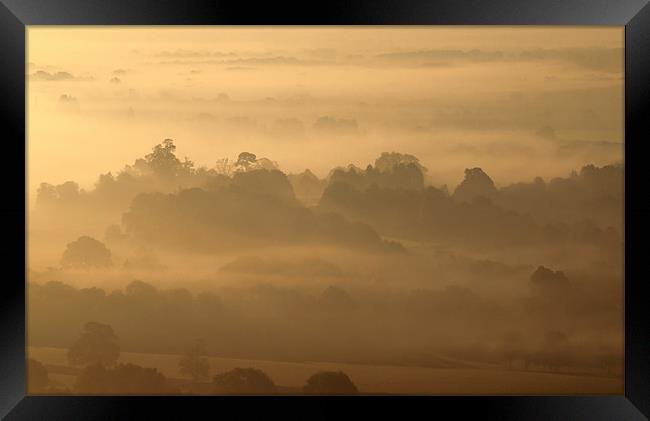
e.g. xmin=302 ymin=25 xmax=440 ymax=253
xmin=121 ymin=170 xmax=403 ymax=253
xmin=493 ymin=163 xmax=623 ymax=229
xmin=329 ymin=162 xmax=425 ymax=191
xmin=34 ymin=140 xmax=622 ymax=257
xmin=35 ymin=140 xmax=286 ymax=219
xmin=319 ymin=164 xmax=621 ymax=250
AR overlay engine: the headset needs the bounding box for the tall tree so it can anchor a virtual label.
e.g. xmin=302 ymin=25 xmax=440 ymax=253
xmin=178 ymin=340 xmax=211 ymax=382
xmin=68 ymin=322 xmax=120 ymax=367
xmin=60 ymin=236 xmax=112 ymax=269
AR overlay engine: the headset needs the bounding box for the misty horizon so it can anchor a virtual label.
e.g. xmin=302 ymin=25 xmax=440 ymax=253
xmin=27 ymin=26 xmax=624 ymax=396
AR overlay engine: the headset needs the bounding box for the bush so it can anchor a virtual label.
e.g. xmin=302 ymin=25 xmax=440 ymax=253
xmin=303 ymin=371 xmax=358 ymax=395
xmin=213 ymin=367 xmax=276 ymax=394
xmin=61 ymin=236 xmax=112 ymax=269
xmin=75 ymin=363 xmax=174 ymax=394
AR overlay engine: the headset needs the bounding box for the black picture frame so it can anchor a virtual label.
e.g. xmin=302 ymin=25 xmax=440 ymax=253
xmin=2 ymin=0 xmax=648 ymax=419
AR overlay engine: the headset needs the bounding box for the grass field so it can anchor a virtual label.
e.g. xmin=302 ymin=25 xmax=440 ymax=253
xmin=28 ymin=346 xmax=622 ymax=395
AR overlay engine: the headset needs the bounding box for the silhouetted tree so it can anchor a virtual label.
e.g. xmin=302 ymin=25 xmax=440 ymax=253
xmin=213 ymin=367 xmax=276 ymax=394
xmin=375 ymin=151 xmax=427 ymax=174
xmin=327 ymin=159 xmax=424 ymax=191
xmin=61 ymin=236 xmax=112 ymax=269
xmin=530 ymin=266 xmax=570 ymax=291
xmin=56 ymin=181 xmax=81 ymax=201
xmin=35 ymin=182 xmax=58 ymax=207
xmin=231 ymin=169 xmax=296 ymax=202
xmin=178 ymin=340 xmax=210 ymax=382
xmin=68 ymin=322 xmax=120 ymax=367
xmin=453 ymin=168 xmax=498 ymax=204
xmin=35 ymin=181 xmax=84 ymax=209
xmin=234 ymin=152 xmax=258 ymax=172
xmin=303 ymin=371 xmax=358 ymax=395
xmin=145 ymin=138 xmax=189 ymax=178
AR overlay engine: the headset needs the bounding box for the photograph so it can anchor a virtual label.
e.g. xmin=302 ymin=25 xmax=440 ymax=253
xmin=26 ymin=26 xmax=624 ymax=396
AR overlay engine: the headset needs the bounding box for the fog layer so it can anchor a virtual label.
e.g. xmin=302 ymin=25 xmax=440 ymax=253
xmin=27 ymin=27 xmax=623 ymax=395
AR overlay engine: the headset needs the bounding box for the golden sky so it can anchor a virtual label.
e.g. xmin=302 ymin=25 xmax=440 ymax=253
xmin=27 ymin=26 xmax=624 ymax=203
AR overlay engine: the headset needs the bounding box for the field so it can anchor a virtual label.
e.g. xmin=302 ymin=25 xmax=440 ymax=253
xmin=29 ymin=346 xmax=622 ymax=395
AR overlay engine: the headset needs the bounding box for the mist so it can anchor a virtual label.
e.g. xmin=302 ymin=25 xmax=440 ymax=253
xmin=27 ymin=27 xmax=623 ymax=395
